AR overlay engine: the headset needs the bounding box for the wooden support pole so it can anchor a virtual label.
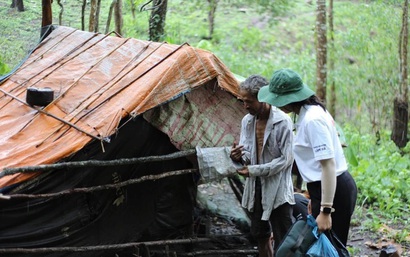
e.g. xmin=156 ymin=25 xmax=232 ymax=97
xmin=181 ymin=249 xmax=259 ymax=256
xmin=0 ymin=238 xmax=211 ymax=254
xmin=0 ymin=237 xmax=258 ymax=255
xmin=2 ymin=169 xmax=197 ymax=200
xmin=0 ymin=149 xmax=196 ymax=176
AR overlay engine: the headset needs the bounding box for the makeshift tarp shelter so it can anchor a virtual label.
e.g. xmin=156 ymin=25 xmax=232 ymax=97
xmin=0 ymin=25 xmax=247 ymax=256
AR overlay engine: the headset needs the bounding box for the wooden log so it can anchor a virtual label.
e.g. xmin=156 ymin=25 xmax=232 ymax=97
xmin=1 ymin=149 xmax=196 ymax=176
xmin=180 ymin=249 xmax=259 ymax=256
xmin=0 ymin=238 xmax=211 ymax=254
xmin=3 ymin=168 xmax=197 ymax=199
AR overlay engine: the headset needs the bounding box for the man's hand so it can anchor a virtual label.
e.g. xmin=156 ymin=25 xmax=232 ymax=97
xmin=230 ymin=142 xmax=244 ymax=162
xmin=237 ymin=167 xmax=249 ymax=177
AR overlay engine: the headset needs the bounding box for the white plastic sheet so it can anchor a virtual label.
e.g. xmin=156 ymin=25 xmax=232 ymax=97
xmin=196 ymin=146 xmax=243 ymax=182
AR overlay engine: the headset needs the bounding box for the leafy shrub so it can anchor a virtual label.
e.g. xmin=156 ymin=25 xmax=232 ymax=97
xmin=0 ymin=56 xmax=10 ymax=76
xmin=344 ymin=125 xmax=410 ymax=219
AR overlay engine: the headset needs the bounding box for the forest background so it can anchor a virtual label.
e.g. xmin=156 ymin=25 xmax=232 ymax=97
xmin=0 ymin=0 xmax=409 ymax=256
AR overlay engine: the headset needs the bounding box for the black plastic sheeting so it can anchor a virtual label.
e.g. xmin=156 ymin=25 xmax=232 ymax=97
xmin=0 ymin=116 xmax=198 ymax=257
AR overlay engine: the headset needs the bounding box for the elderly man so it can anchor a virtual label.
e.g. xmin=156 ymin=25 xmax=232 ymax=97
xmin=230 ymin=74 xmax=295 ymax=257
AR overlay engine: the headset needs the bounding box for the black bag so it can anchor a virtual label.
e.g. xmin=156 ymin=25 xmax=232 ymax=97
xmin=275 ymin=215 xmax=317 ymax=257
xmin=328 ymin=229 xmax=350 ymax=257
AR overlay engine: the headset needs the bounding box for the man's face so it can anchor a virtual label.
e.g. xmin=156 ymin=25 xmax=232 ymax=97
xmin=239 ymin=89 xmax=263 ymax=116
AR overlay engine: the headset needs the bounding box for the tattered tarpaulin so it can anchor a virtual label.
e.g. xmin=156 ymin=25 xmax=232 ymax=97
xmin=0 ymin=25 xmax=242 ymax=189
xmin=0 ymin=116 xmax=198 ymax=256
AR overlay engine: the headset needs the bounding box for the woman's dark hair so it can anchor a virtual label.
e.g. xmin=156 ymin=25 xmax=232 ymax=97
xmin=294 ymin=95 xmax=326 ymax=111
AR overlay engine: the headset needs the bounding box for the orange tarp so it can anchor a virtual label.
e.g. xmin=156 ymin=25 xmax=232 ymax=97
xmin=0 ymin=26 xmax=240 ymax=188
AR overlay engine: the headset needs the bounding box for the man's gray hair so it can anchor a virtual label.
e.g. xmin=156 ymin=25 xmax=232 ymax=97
xmin=239 ymin=74 xmax=268 ymax=97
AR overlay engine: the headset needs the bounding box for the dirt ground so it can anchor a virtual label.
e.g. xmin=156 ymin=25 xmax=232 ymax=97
xmin=196 ymin=179 xmax=410 ymax=257
xmin=347 ymin=215 xmax=409 ymax=257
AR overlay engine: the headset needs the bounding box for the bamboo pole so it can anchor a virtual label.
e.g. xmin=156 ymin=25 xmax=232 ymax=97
xmin=0 ymin=238 xmax=210 ymax=254
xmin=0 ymin=149 xmax=196 ymax=177
xmin=181 ymin=249 xmax=259 ymax=256
xmin=0 ymin=238 xmax=257 ymax=255
xmin=1 ymin=168 xmax=197 ymax=200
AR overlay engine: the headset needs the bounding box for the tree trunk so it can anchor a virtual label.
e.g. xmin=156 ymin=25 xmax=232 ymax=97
xmin=41 ymin=0 xmax=52 ymax=27
xmin=130 ymin=0 xmax=136 ymax=19
xmin=149 ymin=0 xmax=168 ymax=42
xmin=315 ymin=0 xmax=327 ymax=102
xmin=114 ymin=0 xmax=123 ymax=35
xmin=57 ymin=0 xmax=64 ymax=25
xmin=106 ymin=0 xmax=117 ymax=34
xmin=89 ymin=0 xmax=97 ymax=32
xmin=89 ymin=0 xmax=101 ymax=32
xmin=11 ymin=0 xmax=25 ymax=11
xmin=207 ymin=0 xmax=218 ymax=40
xmin=392 ymin=98 xmax=408 ymax=148
xmin=81 ymin=0 xmax=86 ymax=31
xmin=328 ymin=0 xmax=336 ymax=117
xmin=40 ymin=0 xmax=52 ymax=39
xmin=96 ymin=0 xmax=102 ymax=32
xmin=392 ymin=0 xmax=409 ymax=148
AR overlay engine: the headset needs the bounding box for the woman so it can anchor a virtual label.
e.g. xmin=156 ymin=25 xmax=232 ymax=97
xmin=257 ymin=68 xmax=357 ymax=247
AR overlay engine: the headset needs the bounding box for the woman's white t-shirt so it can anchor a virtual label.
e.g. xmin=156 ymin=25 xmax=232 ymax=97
xmin=293 ymin=105 xmax=348 ymax=182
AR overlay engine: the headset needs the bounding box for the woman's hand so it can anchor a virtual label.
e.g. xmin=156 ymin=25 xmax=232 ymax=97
xmin=316 ymin=212 xmax=332 ymax=232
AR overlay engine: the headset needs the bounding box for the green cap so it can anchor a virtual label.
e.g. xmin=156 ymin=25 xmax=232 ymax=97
xmin=258 ymin=68 xmax=315 ymax=107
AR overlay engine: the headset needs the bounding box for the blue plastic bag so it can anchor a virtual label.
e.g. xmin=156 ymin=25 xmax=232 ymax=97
xmin=306 ymin=220 xmax=339 ymax=257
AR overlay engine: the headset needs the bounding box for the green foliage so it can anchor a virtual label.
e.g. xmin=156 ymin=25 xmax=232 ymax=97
xmin=367 ymin=0 xmax=403 ymax=7
xmin=0 ymin=2 xmax=41 ymax=70
xmin=0 ymin=56 xmax=10 ymax=76
xmin=196 ymin=40 xmax=214 ymax=51
xmin=331 ymin=1 xmax=402 ymax=131
xmin=252 ymin=0 xmax=294 ymax=19
xmin=345 ymin=126 xmax=410 ymax=244
xmin=344 ymin=125 xmax=410 ymax=221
